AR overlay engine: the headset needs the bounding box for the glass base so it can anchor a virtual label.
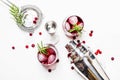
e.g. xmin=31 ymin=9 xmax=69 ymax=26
xmin=49 ymin=35 xmax=60 ymax=45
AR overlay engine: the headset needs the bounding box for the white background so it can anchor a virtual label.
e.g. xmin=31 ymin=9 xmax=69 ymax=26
xmin=0 ymin=0 xmax=120 ymax=80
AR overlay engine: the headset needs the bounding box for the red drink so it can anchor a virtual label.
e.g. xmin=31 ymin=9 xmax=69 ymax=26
xmin=63 ymin=15 xmax=84 ymax=38
xmin=37 ymin=43 xmax=58 ymax=67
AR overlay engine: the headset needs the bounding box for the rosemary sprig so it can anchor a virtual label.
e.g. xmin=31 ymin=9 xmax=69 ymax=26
xmin=69 ymin=24 xmax=83 ymax=33
xmin=37 ymin=42 xmax=47 ymax=54
xmin=10 ymin=4 xmax=24 ymax=26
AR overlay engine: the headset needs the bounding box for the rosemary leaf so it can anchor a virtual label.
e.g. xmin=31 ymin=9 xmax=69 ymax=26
xmin=10 ymin=4 xmax=23 ymax=26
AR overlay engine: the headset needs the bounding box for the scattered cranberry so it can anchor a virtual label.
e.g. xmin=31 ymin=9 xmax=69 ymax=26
xmin=31 ymin=44 xmax=35 ymax=48
xmin=71 ymin=66 xmax=74 ymax=70
xmin=67 ymin=53 xmax=72 ymax=58
xmin=56 ymin=59 xmax=59 ymax=63
xmin=34 ymin=17 xmax=38 ymax=20
xmin=12 ymin=46 xmax=15 ymax=50
xmin=77 ymin=40 xmax=80 ymax=43
xmin=33 ymin=20 xmax=37 ymax=24
xmin=95 ymin=49 xmax=102 ymax=55
xmin=99 ymin=50 xmax=102 ymax=54
xmin=89 ymin=30 xmax=94 ymax=37
xmin=29 ymin=33 xmax=33 ymax=36
xmin=39 ymin=32 xmax=42 ymax=35
xmin=25 ymin=45 xmax=29 ymax=49
xmin=97 ymin=49 xmax=102 ymax=54
xmin=90 ymin=30 xmax=93 ymax=33
xmin=89 ymin=33 xmax=93 ymax=37
xmin=95 ymin=52 xmax=98 ymax=55
xmin=82 ymin=41 xmax=86 ymax=44
xmin=111 ymin=57 xmax=114 ymax=61
xmin=48 ymin=69 xmax=52 ymax=72
xmin=77 ymin=43 xmax=81 ymax=47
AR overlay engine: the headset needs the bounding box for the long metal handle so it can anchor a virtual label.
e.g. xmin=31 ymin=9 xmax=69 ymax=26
xmin=65 ymin=40 xmax=110 ymax=80
xmin=0 ymin=0 xmax=14 ymax=7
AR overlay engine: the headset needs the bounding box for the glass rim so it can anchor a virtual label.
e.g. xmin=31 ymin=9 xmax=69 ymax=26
xmin=37 ymin=44 xmax=58 ymax=66
xmin=18 ymin=5 xmax=43 ymax=33
xmin=62 ymin=15 xmax=84 ymax=38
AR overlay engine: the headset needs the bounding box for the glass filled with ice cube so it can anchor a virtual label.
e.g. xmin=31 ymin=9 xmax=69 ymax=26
xmin=37 ymin=42 xmax=58 ymax=69
xmin=63 ymin=15 xmax=84 ymax=38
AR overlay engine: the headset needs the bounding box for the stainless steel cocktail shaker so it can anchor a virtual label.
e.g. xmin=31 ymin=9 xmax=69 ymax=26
xmin=65 ymin=40 xmax=110 ymax=80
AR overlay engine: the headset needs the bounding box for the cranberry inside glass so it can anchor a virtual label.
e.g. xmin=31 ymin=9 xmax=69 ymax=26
xmin=63 ymin=15 xmax=84 ymax=38
xmin=37 ymin=43 xmax=58 ymax=69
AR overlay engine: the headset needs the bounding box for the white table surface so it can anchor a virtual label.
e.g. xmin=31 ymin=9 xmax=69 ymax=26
xmin=0 ymin=0 xmax=120 ymax=80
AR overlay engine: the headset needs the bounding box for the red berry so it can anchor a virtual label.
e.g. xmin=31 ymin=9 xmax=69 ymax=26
xmin=12 ymin=46 xmax=15 ymax=50
xmin=25 ymin=45 xmax=29 ymax=49
xmin=39 ymin=32 xmax=42 ymax=35
xmin=77 ymin=22 xmax=81 ymax=25
xmin=34 ymin=17 xmax=38 ymax=20
xmin=89 ymin=33 xmax=93 ymax=37
xmin=29 ymin=33 xmax=33 ymax=36
xmin=77 ymin=40 xmax=80 ymax=43
xmin=95 ymin=52 xmax=98 ymax=55
xmin=46 ymin=48 xmax=55 ymax=56
xmin=97 ymin=49 xmax=102 ymax=54
xmin=111 ymin=57 xmax=114 ymax=61
xmin=90 ymin=30 xmax=93 ymax=33
xmin=95 ymin=49 xmax=102 ymax=55
xmin=56 ymin=59 xmax=59 ymax=63
xmin=67 ymin=53 xmax=72 ymax=58
xmin=31 ymin=44 xmax=35 ymax=48
xmin=48 ymin=69 xmax=52 ymax=72
xmin=99 ymin=50 xmax=102 ymax=54
xmin=77 ymin=43 xmax=81 ymax=47
xmin=33 ymin=20 xmax=37 ymax=24
xmin=82 ymin=41 xmax=86 ymax=44
xmin=71 ymin=66 xmax=74 ymax=70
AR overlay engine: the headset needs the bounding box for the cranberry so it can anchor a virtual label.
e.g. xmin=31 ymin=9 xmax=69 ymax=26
xmin=33 ymin=20 xmax=37 ymax=24
xmin=46 ymin=48 xmax=55 ymax=56
xmin=25 ymin=45 xmax=29 ymax=49
xmin=39 ymin=32 xmax=42 ymax=35
xmin=71 ymin=66 xmax=74 ymax=70
xmin=67 ymin=53 xmax=72 ymax=58
xmin=77 ymin=43 xmax=81 ymax=47
xmin=34 ymin=17 xmax=38 ymax=20
xmin=111 ymin=57 xmax=114 ymax=61
xmin=48 ymin=69 xmax=52 ymax=72
xmin=99 ymin=50 xmax=102 ymax=54
xmin=89 ymin=33 xmax=93 ymax=37
xmin=95 ymin=52 xmax=98 ymax=55
xmin=56 ymin=59 xmax=59 ymax=63
xmin=90 ymin=30 xmax=93 ymax=33
xmin=82 ymin=41 xmax=86 ymax=44
xmin=31 ymin=44 xmax=35 ymax=48
xmin=12 ymin=46 xmax=15 ymax=50
xmin=77 ymin=40 xmax=80 ymax=43
xmin=29 ymin=33 xmax=33 ymax=36
xmin=95 ymin=49 xmax=102 ymax=55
